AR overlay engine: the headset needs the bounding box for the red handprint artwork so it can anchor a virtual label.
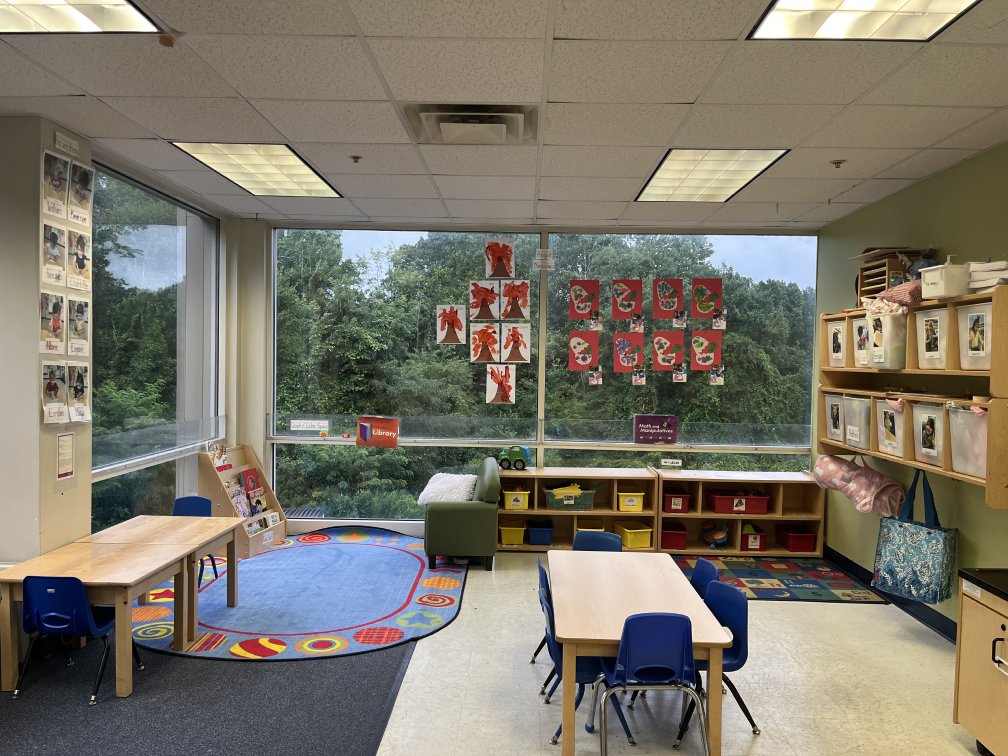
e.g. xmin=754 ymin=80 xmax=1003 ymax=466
xmin=485 ymin=239 xmax=515 ymax=278
xmin=469 ymin=280 xmax=500 ymax=320
xmin=501 ymin=280 xmax=530 ymax=319
xmin=470 ymin=323 xmax=500 ymax=363
xmin=436 ymin=305 xmax=465 ymax=345
xmin=502 ymin=324 xmax=531 ymax=363
xmin=486 ymin=364 xmax=514 ymax=404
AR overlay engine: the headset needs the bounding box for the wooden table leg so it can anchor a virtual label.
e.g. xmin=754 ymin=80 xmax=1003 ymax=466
xmin=562 ymin=642 xmax=576 ymax=756
xmin=185 ymin=553 xmax=198 ymax=642
xmin=172 ymin=562 xmax=186 ymax=651
xmin=0 ymin=583 xmax=16 ymax=691
xmin=114 ymin=587 xmax=133 ymax=697
xmin=226 ymin=535 xmax=237 ymax=608
xmin=706 ymin=647 xmax=724 ymax=756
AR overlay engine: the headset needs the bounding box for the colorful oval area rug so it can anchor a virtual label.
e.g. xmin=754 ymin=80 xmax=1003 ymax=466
xmin=131 ymin=526 xmax=467 ymax=660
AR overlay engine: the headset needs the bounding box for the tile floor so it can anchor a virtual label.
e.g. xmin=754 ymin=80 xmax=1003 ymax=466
xmin=378 ymin=552 xmax=979 ymax=756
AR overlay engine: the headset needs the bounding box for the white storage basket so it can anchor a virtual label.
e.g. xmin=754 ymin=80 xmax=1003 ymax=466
xmin=875 ymin=399 xmax=904 ymax=457
xmin=826 ymin=320 xmax=845 ymax=367
xmin=958 ymin=303 xmax=993 ymax=371
xmin=869 ymin=312 xmax=907 ymax=369
xmin=912 ymin=403 xmax=944 ymax=465
xmin=852 ymin=317 xmax=870 ymax=367
xmin=915 ymin=308 xmax=947 ymax=370
xmin=824 ymin=394 xmax=844 ymax=442
xmin=949 ymin=406 xmax=987 ymax=479
xmin=843 ymin=396 xmax=871 ymax=450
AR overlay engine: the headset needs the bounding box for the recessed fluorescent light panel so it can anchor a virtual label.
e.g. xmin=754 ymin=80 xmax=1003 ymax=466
xmin=751 ymin=0 xmax=981 ymax=41
xmin=172 ymin=143 xmax=340 ymax=198
xmin=0 ymin=1 xmax=157 ymax=32
xmin=636 ymin=149 xmax=787 ymax=203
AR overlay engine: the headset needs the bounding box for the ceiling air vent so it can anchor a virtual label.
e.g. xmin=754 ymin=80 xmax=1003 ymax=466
xmin=403 ymin=104 xmax=538 ymax=145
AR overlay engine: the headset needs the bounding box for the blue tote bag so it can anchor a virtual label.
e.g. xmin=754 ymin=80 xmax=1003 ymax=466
xmin=872 ymin=470 xmax=957 ymax=604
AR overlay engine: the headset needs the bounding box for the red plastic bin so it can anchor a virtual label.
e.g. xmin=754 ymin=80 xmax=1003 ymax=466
xmin=710 ymin=493 xmax=770 ymax=515
xmin=740 ymin=526 xmax=766 ymax=552
xmin=661 ymin=523 xmax=687 ymax=550
xmin=775 ymin=525 xmax=817 ymax=553
xmin=662 ymin=491 xmax=691 ymax=513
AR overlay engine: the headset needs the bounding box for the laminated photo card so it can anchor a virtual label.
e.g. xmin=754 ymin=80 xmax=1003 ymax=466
xmin=501 ymin=323 xmax=531 ymax=363
xmin=41 ymin=222 xmax=66 ymax=286
xmin=632 ymin=368 xmax=646 ymax=386
xmin=41 ymin=362 xmax=69 ymax=424
xmin=42 ymin=150 xmax=70 ymax=219
xmin=66 ymin=229 xmax=92 ymax=291
xmin=68 ymin=298 xmax=90 ymax=357
xmin=500 ymin=280 xmax=530 ymax=320
xmin=66 ymin=362 xmax=91 ymax=423
xmin=485 ymin=238 xmax=515 ymax=279
xmin=709 ymin=364 xmax=725 ymax=386
xmin=39 ymin=290 xmax=65 ymax=355
xmin=435 ymin=305 xmax=465 ymax=345
xmin=486 ymin=364 xmax=515 ymax=404
xmin=469 ymin=280 xmax=500 ymax=321
xmin=68 ymin=162 xmax=95 ymax=227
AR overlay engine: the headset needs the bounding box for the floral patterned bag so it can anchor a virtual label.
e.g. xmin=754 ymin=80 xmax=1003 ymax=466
xmin=872 ymin=470 xmax=957 ymax=604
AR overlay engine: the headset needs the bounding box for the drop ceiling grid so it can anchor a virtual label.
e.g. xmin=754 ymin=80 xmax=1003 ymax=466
xmin=0 ymin=40 xmax=81 ymax=96
xmin=346 ymin=0 xmax=547 ymax=38
xmin=100 ymin=96 xmax=286 ymax=143
xmin=138 ymin=0 xmax=358 ymax=36
xmin=0 ymin=95 xmax=153 ymax=139
xmin=552 ymin=0 xmax=770 ymax=42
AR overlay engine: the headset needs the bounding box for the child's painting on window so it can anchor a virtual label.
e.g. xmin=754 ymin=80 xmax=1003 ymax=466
xmin=485 ymin=238 xmax=515 ymax=279
xmin=435 ymin=304 xmax=465 ymax=345
xmin=500 ymin=280 xmax=530 ymax=320
xmin=470 ymin=322 xmax=500 ymax=363
xmin=39 ymin=290 xmax=65 ymax=355
xmin=486 ymin=364 xmax=515 ymax=404
xmin=469 ymin=280 xmax=500 ymax=321
xmin=502 ymin=323 xmax=531 ymax=363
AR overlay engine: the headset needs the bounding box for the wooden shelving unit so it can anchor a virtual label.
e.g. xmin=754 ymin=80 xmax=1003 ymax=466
xmin=818 ymin=288 xmax=1007 ymax=508
xmin=197 ymin=444 xmax=288 ymax=558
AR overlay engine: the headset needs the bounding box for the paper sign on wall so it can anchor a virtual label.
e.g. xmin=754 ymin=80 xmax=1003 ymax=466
xmin=357 ymin=416 xmax=400 ymax=448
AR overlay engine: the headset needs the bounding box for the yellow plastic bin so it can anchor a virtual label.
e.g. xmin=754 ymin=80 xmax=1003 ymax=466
xmin=502 ymin=490 xmax=529 ymax=510
xmin=576 ymin=518 xmax=606 ymax=532
xmin=617 ymin=491 xmax=645 ymax=512
xmin=499 ymin=524 xmax=525 ymax=546
xmin=615 ymin=521 xmax=652 ymax=550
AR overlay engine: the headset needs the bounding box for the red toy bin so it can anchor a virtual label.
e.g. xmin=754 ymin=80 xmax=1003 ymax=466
xmin=710 ymin=492 xmax=770 ymax=515
xmin=661 ymin=522 xmax=688 ymax=550
xmin=740 ymin=525 xmax=766 ymax=552
xmin=662 ymin=491 xmax=691 ymax=513
xmin=775 ymin=525 xmax=817 ymax=552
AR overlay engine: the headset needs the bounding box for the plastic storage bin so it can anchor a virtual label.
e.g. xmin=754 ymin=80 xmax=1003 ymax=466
xmin=958 ymin=302 xmax=993 ymax=371
xmin=740 ymin=524 xmax=766 ymax=552
xmin=875 ymin=398 xmax=905 ymax=456
xmin=545 ymin=485 xmax=596 ymax=510
xmin=576 ymin=518 xmax=605 ymax=532
xmin=912 ymin=402 xmax=945 ymax=465
xmin=949 ymin=406 xmax=988 ymax=479
xmin=615 ymin=521 xmax=652 ymax=549
xmin=710 ymin=492 xmax=770 ymax=515
xmin=775 ymin=525 xmax=817 ymax=553
xmin=499 ymin=524 xmax=525 ymax=545
xmin=527 ymin=519 xmax=554 ymax=546
xmin=843 ymin=395 xmax=871 ymax=450
xmin=502 ymin=489 xmax=529 ymax=510
xmin=868 ymin=312 xmax=907 ymax=369
xmin=826 ymin=320 xmax=845 ymax=367
xmin=617 ymin=491 xmax=645 ymax=512
xmin=920 ymin=262 xmax=970 ymax=299
xmin=852 ymin=317 xmax=870 ymax=367
xmin=824 ymin=394 xmax=844 ymax=442
xmin=915 ymin=308 xmax=948 ymax=369
xmin=661 ymin=522 xmax=687 ymax=550
xmin=662 ymin=491 xmax=690 ymax=513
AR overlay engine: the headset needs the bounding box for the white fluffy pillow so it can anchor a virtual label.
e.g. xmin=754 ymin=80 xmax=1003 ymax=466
xmin=417 ymin=473 xmax=478 ymax=506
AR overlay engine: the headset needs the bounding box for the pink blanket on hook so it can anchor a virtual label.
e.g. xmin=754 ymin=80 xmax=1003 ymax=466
xmin=812 ymin=455 xmax=904 ymax=516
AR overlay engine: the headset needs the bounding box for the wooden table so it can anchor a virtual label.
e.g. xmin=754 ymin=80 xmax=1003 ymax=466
xmin=547 ymin=551 xmax=732 ymax=756
xmin=76 ymin=515 xmax=244 ymax=643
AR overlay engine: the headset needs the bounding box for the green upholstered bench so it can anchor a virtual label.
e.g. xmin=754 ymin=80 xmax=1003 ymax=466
xmin=423 ymin=457 xmax=500 ymax=571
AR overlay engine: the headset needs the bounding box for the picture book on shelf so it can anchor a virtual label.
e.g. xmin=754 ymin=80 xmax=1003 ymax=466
xmin=266 ymin=511 xmax=281 ymax=528
xmin=246 ymin=518 xmax=265 ymax=536
xmin=226 ymin=482 xmax=250 ymax=518
xmin=248 ymin=487 xmax=265 ymax=515
xmin=239 ymin=468 xmax=261 ymax=494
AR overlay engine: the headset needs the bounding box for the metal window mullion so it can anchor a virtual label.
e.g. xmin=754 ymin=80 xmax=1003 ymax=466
xmin=535 ymin=229 xmax=549 ymax=467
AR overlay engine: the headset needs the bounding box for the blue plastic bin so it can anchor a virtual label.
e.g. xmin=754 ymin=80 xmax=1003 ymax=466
xmin=527 ymin=519 xmax=554 ymax=546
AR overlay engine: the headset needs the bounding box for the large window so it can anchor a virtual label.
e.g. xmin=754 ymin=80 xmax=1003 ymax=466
xmin=91 ymin=168 xmax=218 ymax=529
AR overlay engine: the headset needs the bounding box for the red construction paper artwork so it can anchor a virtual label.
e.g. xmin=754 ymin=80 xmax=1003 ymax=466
xmin=485 ymin=238 xmax=515 ymax=278
xmin=652 ymin=330 xmax=685 ymax=371
xmin=690 ymin=330 xmax=722 ymax=371
xmin=568 ymin=331 xmax=599 ymax=371
xmin=486 ymin=364 xmax=515 ymax=404
xmin=502 ymin=323 xmax=532 ymax=363
xmin=569 ymin=279 xmax=600 ymax=320
xmin=611 ymin=279 xmax=643 ymax=320
xmin=653 ymin=278 xmax=685 ymax=320
xmin=500 ymin=280 xmax=530 ymax=320
xmin=691 ymin=277 xmax=723 ymax=319
xmin=613 ymin=332 xmax=644 ymax=373
xmin=470 ymin=323 xmax=500 ymax=363
xmin=469 ymin=280 xmax=500 ymax=321
xmin=435 ymin=305 xmax=466 ymax=345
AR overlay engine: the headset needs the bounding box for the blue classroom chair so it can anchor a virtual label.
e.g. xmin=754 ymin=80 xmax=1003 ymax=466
xmin=174 ymin=495 xmax=219 ymax=585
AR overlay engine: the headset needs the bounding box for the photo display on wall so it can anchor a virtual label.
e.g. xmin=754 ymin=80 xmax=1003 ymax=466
xmin=68 ymin=162 xmax=94 ymax=227
xmin=66 ymin=229 xmax=92 ymax=291
xmin=67 ymin=297 xmax=90 ymax=357
xmin=41 ymin=361 xmax=69 ymax=424
xmin=66 ymin=362 xmax=92 ymax=422
xmin=39 ymin=290 xmax=65 ymax=355
xmin=40 ymin=221 xmax=66 ymax=287
xmin=42 ymin=150 xmax=70 ymax=219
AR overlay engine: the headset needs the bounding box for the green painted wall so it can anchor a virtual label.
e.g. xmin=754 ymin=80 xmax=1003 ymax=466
xmin=817 ymin=141 xmax=1008 ymax=620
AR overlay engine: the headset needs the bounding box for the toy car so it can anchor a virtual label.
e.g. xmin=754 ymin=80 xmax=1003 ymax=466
xmin=498 ymin=445 xmax=532 ymax=470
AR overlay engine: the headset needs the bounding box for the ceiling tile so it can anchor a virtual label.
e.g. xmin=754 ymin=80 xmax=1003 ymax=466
xmin=549 ymin=41 xmax=730 ymax=103
xmin=0 ymin=96 xmax=152 ymax=138
xmin=832 ymin=179 xmax=915 ymax=204
xmin=762 ymin=147 xmax=917 ymax=180
xmin=261 ymin=197 xmax=363 ymax=215
xmin=539 ymin=176 xmax=643 ymax=202
xmin=620 ymin=202 xmax=721 ymax=223
xmin=0 ymin=42 xmax=80 ymax=97
xmin=184 ymin=36 xmax=385 ymax=101
xmin=802 ymin=105 xmax=994 ymax=148
xmin=935 ymin=1 xmax=1008 ymax=45
xmin=434 ymin=175 xmax=534 ymax=200
xmin=544 ymin=103 xmax=689 ymax=146
xmin=860 ymin=45 xmax=1008 ymax=108
xmin=101 ymin=97 xmax=283 ymax=142
xmin=875 ymin=149 xmax=978 ymax=179
xmin=353 ymin=198 xmax=447 ymax=217
xmin=936 ymin=107 xmax=1008 ymax=149
xmin=419 ymin=145 xmax=537 ymax=176
xmin=6 ymin=36 xmax=235 ymax=97
xmin=445 ymin=199 xmax=534 ymax=218
xmin=671 ymin=104 xmax=843 ymax=149
xmin=141 ymin=0 xmax=354 ymax=34
xmin=369 ymin=39 xmax=543 ymax=103
xmin=348 ymin=0 xmax=545 ymax=37
xmin=705 ymin=202 xmax=821 ymax=223
xmin=366 ymin=216 xmax=449 ymax=224
xmin=536 ymin=200 xmax=626 ymax=219
xmin=202 ymin=193 xmax=275 ymax=217
xmin=95 ymin=138 xmax=206 ymax=171
xmin=324 ymin=173 xmax=438 ymax=198
xmin=158 ymin=169 xmax=248 ymax=195
xmin=554 ymin=0 xmax=769 ymax=41
xmin=698 ymin=41 xmax=919 ymax=105
xmin=296 ymin=143 xmax=426 ymax=174
xmin=251 ymin=100 xmax=410 ymax=143
xmin=731 ymin=178 xmax=858 ymax=203
xmin=541 ymin=146 xmax=663 ymax=178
